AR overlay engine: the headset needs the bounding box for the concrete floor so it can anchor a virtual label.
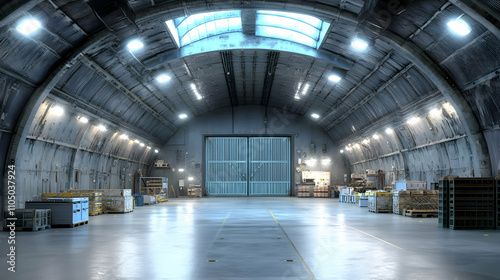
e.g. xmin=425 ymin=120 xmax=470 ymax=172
xmin=2 ymin=197 xmax=500 ymax=280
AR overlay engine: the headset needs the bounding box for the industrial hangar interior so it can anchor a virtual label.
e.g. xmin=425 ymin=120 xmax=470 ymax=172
xmin=1 ymin=0 xmax=500 ymax=279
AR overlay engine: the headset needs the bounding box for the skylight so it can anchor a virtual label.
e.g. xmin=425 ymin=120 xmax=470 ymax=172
xmin=256 ymin=10 xmax=330 ymax=49
xmin=166 ymin=11 xmax=242 ymax=47
xmin=166 ymin=10 xmax=330 ymax=49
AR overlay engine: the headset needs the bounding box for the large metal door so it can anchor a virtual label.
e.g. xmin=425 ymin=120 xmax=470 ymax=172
xmin=249 ymin=137 xmax=290 ymax=196
xmin=205 ymin=137 xmax=290 ymax=196
xmin=206 ymin=137 xmax=248 ymax=196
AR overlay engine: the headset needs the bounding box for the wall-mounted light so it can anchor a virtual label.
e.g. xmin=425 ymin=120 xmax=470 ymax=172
xmin=134 ymin=139 xmax=140 ymax=144
xmin=354 ymin=143 xmax=360 ymax=148
xmin=179 ymin=169 xmax=185 ymax=172
xmin=97 ymin=124 xmax=106 ymax=131
xmin=385 ymin=128 xmax=393 ymax=134
xmin=120 ymin=134 xmax=129 ymax=140
xmin=139 ymin=142 xmax=145 ymax=147
xmin=49 ymin=105 xmax=64 ymax=116
xmin=406 ymin=116 xmax=419 ymax=125
xmin=362 ymin=139 xmax=369 ymax=145
xmin=430 ymin=108 xmax=440 ymax=116
xmin=372 ymin=134 xmax=379 ymax=140
xmin=305 ymin=158 xmax=317 ymax=167
xmin=78 ymin=116 xmax=89 ymax=123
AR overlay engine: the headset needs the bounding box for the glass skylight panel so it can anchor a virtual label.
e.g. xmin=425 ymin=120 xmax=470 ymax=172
xmin=256 ymin=10 xmax=330 ymax=49
xmin=167 ymin=11 xmax=242 ymax=47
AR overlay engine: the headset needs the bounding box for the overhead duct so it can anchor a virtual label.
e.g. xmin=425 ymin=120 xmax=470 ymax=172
xmin=85 ymin=0 xmax=138 ymax=39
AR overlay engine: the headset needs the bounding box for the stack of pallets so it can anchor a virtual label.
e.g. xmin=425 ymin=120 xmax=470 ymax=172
xmin=3 ymin=209 xmax=51 ymax=231
xmin=439 ymin=177 xmax=497 ymax=230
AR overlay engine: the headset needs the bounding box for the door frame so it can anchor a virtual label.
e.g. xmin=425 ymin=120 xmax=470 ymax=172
xmin=202 ymin=134 xmax=295 ymax=197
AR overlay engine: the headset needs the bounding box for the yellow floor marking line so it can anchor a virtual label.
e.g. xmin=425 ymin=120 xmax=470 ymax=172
xmin=268 ymin=209 xmax=316 ymax=280
xmin=346 ymin=225 xmax=409 ymax=252
xmin=222 ymin=219 xmax=226 ymax=225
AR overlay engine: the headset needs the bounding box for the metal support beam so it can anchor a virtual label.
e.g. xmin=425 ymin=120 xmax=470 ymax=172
xmin=261 ymin=51 xmax=279 ymax=106
xmin=79 ymin=55 xmax=177 ymax=132
xmin=380 ymin=30 xmax=492 ymax=176
xmin=323 ymin=51 xmax=394 ymax=131
xmin=0 ymin=64 xmax=37 ymax=88
xmin=46 ymin=0 xmax=88 ymax=36
xmin=220 ymin=51 xmax=239 ymax=107
xmin=326 ymin=63 xmax=414 ymax=131
xmin=451 ymin=0 xmax=500 ymax=40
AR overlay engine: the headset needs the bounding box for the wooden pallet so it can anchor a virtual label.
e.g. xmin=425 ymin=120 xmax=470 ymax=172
xmin=369 ymin=209 xmax=392 ymax=213
xmin=53 ymin=220 xmax=89 ymax=228
xmin=404 ymin=210 xmax=438 ymax=218
xmin=4 ymin=224 xmax=51 ymax=232
xmin=89 ymin=212 xmax=102 ymax=216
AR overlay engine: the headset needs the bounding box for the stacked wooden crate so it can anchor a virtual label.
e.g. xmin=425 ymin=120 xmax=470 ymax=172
xmin=313 ymin=186 xmax=329 ymax=197
xmin=393 ymin=190 xmax=439 ymax=217
xmin=43 ymin=192 xmax=103 ymax=216
xmin=297 ymin=186 xmax=312 ymax=197
xmin=367 ymin=192 xmax=393 ymax=213
xmin=66 ymin=189 xmax=133 ymax=214
xmin=439 ymin=177 xmax=497 ymax=230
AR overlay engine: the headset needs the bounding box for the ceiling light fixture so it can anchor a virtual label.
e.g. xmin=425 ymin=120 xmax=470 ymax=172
xmin=78 ymin=116 xmax=89 ymax=123
xmin=302 ymin=84 xmax=310 ymax=95
xmin=134 ymin=139 xmax=140 ymax=144
xmin=372 ymin=134 xmax=379 ymax=140
xmin=328 ymin=75 xmax=342 ymax=83
xmin=385 ymin=128 xmax=393 ymax=134
xmin=154 ymin=149 xmax=159 ymax=153
xmin=17 ymin=19 xmax=41 ymax=35
xmin=139 ymin=142 xmax=145 ymax=147
xmin=354 ymin=143 xmax=360 ymax=148
xmin=311 ymin=113 xmax=320 ymax=119
xmin=191 ymin=84 xmax=203 ymax=100
xmin=447 ymin=18 xmax=471 ymax=36
xmin=179 ymin=113 xmax=188 ymax=119
xmin=127 ymin=40 xmax=144 ymax=51
xmin=351 ymin=38 xmax=369 ymax=51
xmin=97 ymin=125 xmax=106 ymax=131
xmin=340 ymin=150 xmax=344 ymax=153
xmin=156 ymin=74 xmax=171 ymax=83
xmin=362 ymin=139 xmax=369 ymax=145
xmin=120 ymin=134 xmax=129 ymax=140
xmin=179 ymin=169 xmax=185 ymax=172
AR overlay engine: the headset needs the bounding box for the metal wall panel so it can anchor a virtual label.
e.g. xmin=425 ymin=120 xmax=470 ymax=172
xmin=249 ymin=137 xmax=290 ymax=196
xmin=206 ymin=137 xmax=248 ymax=196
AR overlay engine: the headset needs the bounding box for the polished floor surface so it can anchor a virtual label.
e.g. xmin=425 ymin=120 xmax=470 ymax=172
xmin=2 ymin=197 xmax=500 ymax=280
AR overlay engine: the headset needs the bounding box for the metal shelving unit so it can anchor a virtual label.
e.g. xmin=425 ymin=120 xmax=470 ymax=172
xmin=140 ymin=177 xmax=168 ymax=200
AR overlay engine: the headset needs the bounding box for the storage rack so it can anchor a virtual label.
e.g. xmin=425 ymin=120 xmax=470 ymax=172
xmin=140 ymin=177 xmax=168 ymax=196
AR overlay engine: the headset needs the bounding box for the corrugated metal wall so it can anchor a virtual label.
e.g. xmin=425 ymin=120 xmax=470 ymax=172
xmin=13 ymin=97 xmax=153 ymax=208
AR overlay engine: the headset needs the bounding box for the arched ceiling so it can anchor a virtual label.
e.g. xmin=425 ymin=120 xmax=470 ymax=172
xmin=1 ymin=0 xmax=499 ymax=176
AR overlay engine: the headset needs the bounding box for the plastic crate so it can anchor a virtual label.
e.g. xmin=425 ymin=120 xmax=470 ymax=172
xmin=3 ymin=209 xmax=51 ymax=231
xmin=438 ymin=178 xmax=450 ymax=228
